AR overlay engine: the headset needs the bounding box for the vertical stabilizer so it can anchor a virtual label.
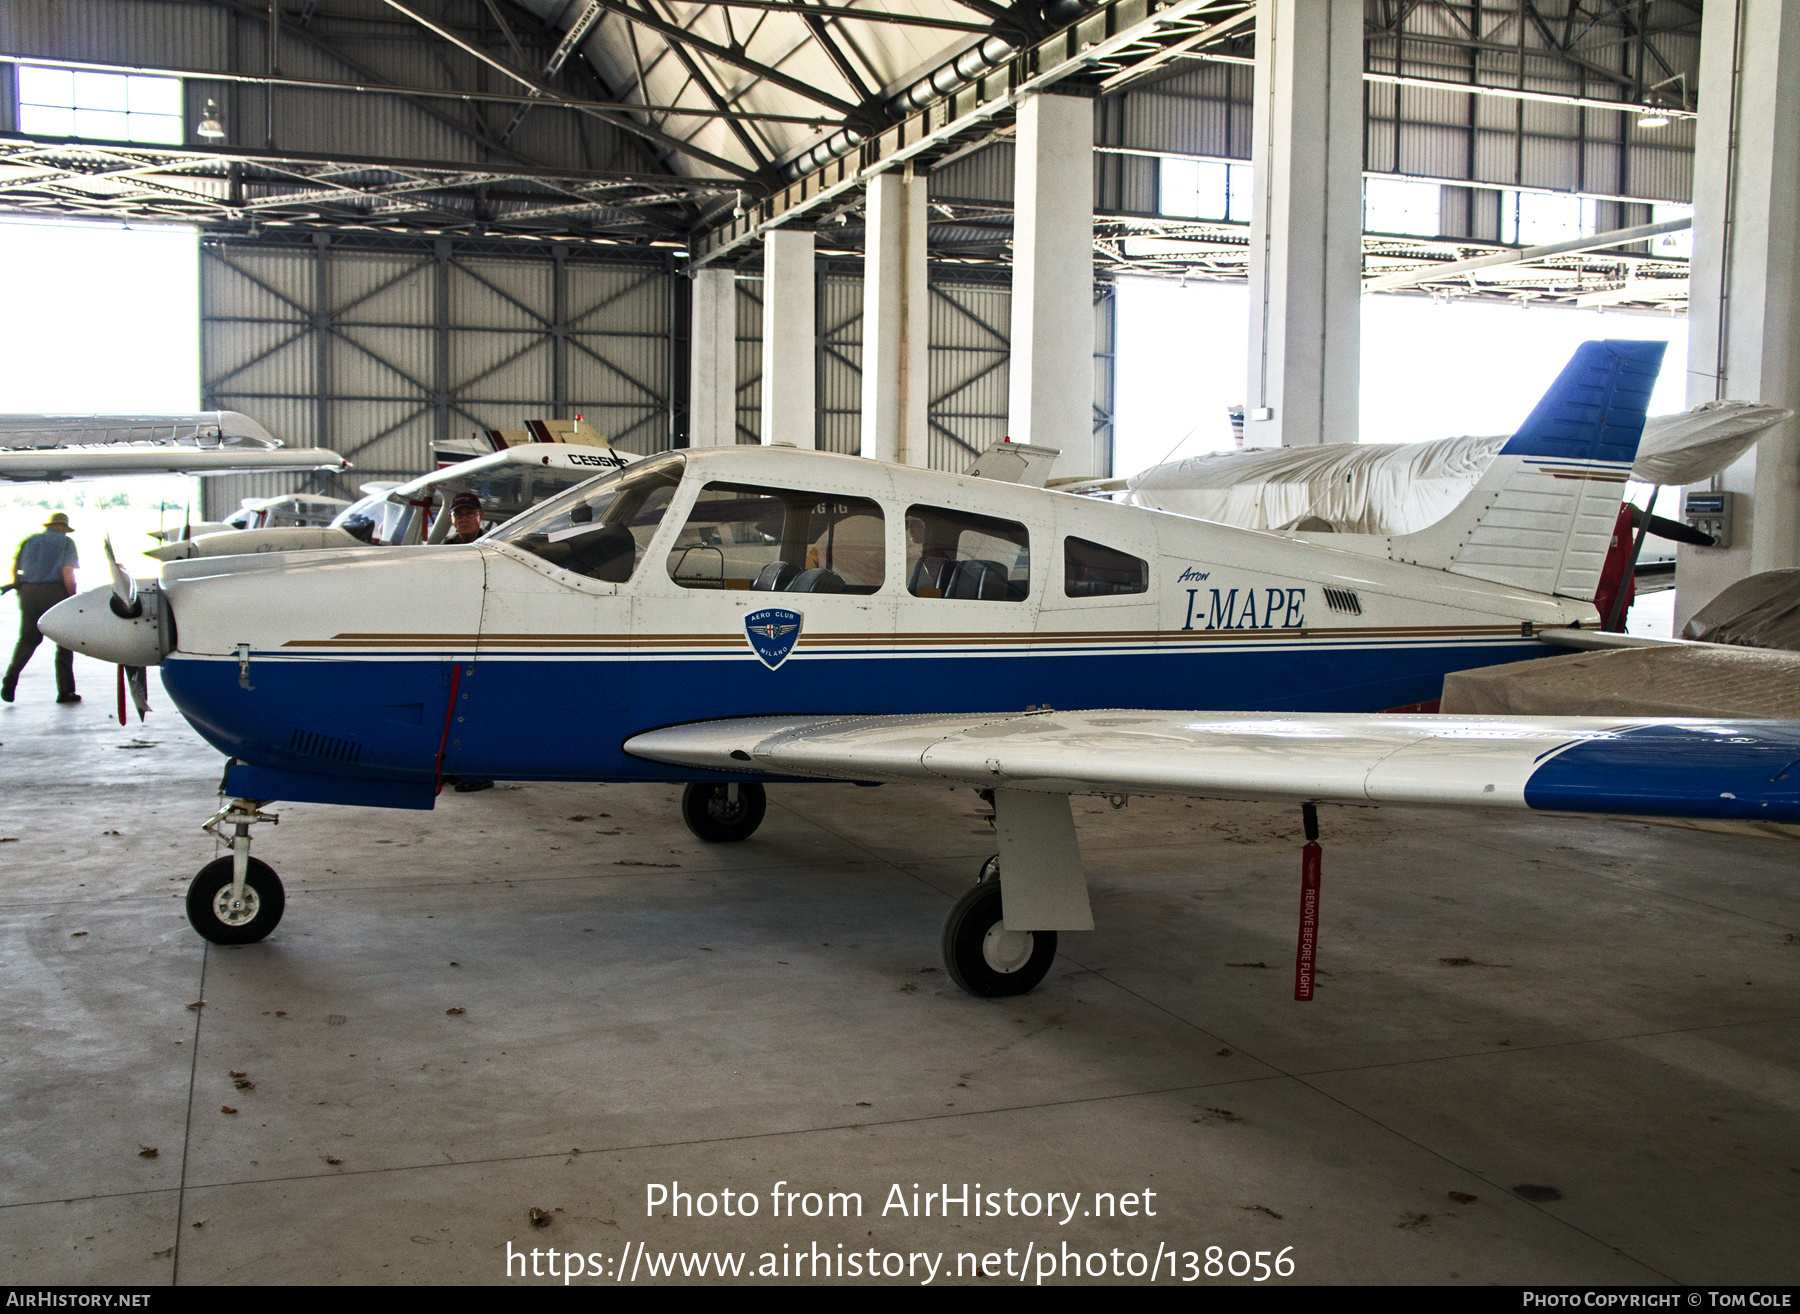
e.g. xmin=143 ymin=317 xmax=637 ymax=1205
xmin=1390 ymin=340 xmax=1665 ymax=600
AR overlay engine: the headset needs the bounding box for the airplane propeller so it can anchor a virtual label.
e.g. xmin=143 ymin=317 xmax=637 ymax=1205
xmin=102 ymin=534 xmax=140 ymax=618
xmin=101 ymin=535 xmax=150 ymax=723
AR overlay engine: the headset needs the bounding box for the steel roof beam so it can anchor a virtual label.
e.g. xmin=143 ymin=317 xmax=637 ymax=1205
xmin=630 ymin=0 xmax=777 ymax=170
xmin=375 ymin=0 xmax=757 ymax=175
xmin=0 ymin=54 xmax=840 ymax=127
xmin=577 ymin=0 xmax=868 ymax=120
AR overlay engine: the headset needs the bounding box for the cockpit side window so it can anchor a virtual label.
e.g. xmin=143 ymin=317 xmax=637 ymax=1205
xmin=904 ymin=505 xmax=1030 ymax=601
xmin=667 ymin=482 xmax=885 ymax=594
xmin=489 ymin=454 xmax=683 ymax=582
xmin=1063 ymin=536 xmax=1148 ymax=597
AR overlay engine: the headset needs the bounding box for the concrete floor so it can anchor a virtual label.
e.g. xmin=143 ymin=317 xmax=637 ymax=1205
xmin=2 ymin=651 xmax=1797 ymax=1287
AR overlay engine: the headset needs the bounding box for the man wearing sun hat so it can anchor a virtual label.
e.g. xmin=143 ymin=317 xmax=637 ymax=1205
xmin=4 ymin=511 xmax=81 ymax=704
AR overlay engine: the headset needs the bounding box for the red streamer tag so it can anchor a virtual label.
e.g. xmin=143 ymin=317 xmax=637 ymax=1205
xmin=1294 ymin=842 xmax=1321 ymax=1001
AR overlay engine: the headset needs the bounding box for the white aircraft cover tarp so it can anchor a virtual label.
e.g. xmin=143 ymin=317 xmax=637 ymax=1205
xmin=1121 ymin=402 xmax=1792 ymax=535
xmin=1682 ymin=568 xmax=1800 ymax=650
xmin=1125 ymin=434 xmax=1503 ymax=534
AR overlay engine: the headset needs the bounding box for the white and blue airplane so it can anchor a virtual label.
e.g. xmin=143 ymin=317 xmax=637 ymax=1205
xmin=41 ymin=340 xmax=1800 ymax=997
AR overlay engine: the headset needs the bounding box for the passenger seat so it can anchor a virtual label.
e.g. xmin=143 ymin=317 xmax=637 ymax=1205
xmin=752 ymin=561 xmax=798 ymax=591
xmin=945 ymin=558 xmax=1009 ymax=600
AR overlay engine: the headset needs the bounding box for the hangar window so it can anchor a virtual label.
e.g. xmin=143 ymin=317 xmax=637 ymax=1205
xmin=667 ymin=483 xmax=885 ymax=594
xmin=1063 ymin=537 xmax=1148 ymax=598
xmin=16 ymin=66 xmax=184 ymax=145
xmin=489 ymin=454 xmax=683 ymax=582
xmin=1363 ymin=178 xmax=1441 ymax=237
xmin=906 ymin=506 xmax=1030 ymax=602
xmin=1159 ymin=158 xmax=1253 ymax=222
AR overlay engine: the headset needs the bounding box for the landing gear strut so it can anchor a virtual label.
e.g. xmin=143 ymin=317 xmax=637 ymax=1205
xmin=942 ymin=855 xmax=1058 ymax=998
xmin=681 ymin=782 xmax=766 ymax=843
xmin=188 ymin=799 xmax=285 ymax=944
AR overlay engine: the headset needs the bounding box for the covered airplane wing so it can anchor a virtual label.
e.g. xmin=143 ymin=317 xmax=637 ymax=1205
xmin=1109 ymin=402 xmax=1792 ymax=535
xmin=626 ymin=710 xmax=1800 ymax=824
xmin=0 ymin=411 xmax=279 ymax=448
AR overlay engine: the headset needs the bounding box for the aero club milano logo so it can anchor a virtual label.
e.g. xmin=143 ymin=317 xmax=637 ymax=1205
xmin=744 ymin=607 xmax=804 ymax=669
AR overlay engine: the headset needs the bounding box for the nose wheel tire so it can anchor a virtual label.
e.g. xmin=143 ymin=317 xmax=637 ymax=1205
xmin=186 ymin=857 xmax=285 ymax=945
xmin=942 ymin=878 xmax=1057 ymax=998
xmin=680 ymin=782 xmax=767 ymax=843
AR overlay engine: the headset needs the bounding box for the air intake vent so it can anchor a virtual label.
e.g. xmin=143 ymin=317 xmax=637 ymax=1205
xmin=290 ymin=728 xmax=364 ymax=764
xmin=1322 ymin=586 xmax=1363 ymax=616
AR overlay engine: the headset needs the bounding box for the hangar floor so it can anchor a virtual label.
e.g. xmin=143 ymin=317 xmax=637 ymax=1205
xmin=3 ymin=652 xmax=1797 ymax=1287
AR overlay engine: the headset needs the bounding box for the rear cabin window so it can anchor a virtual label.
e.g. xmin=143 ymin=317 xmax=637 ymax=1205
xmin=667 ymin=482 xmax=885 ymax=594
xmin=905 ymin=505 xmax=1030 ymax=601
xmin=1064 ymin=536 xmax=1148 ymax=598
xmin=488 ymin=455 xmax=682 ymax=582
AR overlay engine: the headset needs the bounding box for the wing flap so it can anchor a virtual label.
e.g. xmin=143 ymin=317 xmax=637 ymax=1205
xmin=625 ymin=711 xmax=1800 ymax=822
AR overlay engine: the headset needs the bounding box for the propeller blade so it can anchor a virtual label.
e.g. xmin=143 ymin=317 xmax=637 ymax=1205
xmin=1627 ymin=504 xmax=1716 ymax=547
xmin=125 ymin=665 xmax=150 ymax=721
xmin=102 ymin=535 xmax=140 ymax=618
xmin=116 ymin=663 xmax=126 ymax=726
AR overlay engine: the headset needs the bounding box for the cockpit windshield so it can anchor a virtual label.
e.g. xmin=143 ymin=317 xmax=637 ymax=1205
xmin=331 ymin=492 xmax=407 ymax=545
xmin=489 ymin=453 xmax=684 ymax=582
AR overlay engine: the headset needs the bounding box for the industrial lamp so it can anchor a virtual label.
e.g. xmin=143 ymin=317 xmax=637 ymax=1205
xmin=1637 ymin=112 xmax=1671 ymax=128
xmin=196 ymin=99 xmax=226 ymax=140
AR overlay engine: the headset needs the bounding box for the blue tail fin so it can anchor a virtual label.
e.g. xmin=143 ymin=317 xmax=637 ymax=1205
xmin=1390 ymin=340 xmax=1667 ymax=602
xmin=1500 ymin=339 xmax=1665 ymax=464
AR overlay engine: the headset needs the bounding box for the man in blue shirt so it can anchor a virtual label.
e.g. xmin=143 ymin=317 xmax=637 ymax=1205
xmin=4 ymin=512 xmax=81 ymax=704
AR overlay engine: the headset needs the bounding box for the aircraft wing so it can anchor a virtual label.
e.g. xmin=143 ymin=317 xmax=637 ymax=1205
xmin=0 ymin=447 xmax=349 ymax=482
xmin=626 ymin=710 xmax=1800 ymax=824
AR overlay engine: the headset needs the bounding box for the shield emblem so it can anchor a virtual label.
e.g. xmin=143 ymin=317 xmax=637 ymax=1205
xmin=743 ymin=607 xmax=803 ymax=670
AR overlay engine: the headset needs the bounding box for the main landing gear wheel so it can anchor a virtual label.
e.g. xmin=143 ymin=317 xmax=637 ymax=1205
xmin=942 ymin=875 xmax=1057 ymax=998
xmin=681 ymin=782 xmax=767 ymax=843
xmin=186 ymin=856 xmax=285 ymax=945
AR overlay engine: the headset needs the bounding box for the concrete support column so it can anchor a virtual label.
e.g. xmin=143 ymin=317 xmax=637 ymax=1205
xmin=860 ymin=168 xmax=931 ymax=466
xmin=1244 ymin=0 xmax=1362 ymax=448
xmin=1678 ymin=0 xmax=1800 ymax=627
xmin=689 ymin=266 xmax=738 ymax=447
xmin=760 ymin=227 xmax=817 ymax=448
xmin=1007 ymin=91 xmax=1098 ymax=477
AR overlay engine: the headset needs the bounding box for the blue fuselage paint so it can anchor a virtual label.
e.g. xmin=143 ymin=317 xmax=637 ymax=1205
xmin=163 ymin=637 xmax=1543 ymax=787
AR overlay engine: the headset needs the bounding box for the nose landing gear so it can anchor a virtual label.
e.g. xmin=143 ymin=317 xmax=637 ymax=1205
xmin=189 ymin=799 xmax=285 ymax=945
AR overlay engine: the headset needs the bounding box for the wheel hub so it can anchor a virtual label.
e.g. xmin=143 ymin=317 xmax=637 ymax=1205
xmin=707 ymin=792 xmax=746 ymax=824
xmin=981 ymin=922 xmax=1034 ymax=974
xmin=212 ymin=884 xmax=261 ymax=927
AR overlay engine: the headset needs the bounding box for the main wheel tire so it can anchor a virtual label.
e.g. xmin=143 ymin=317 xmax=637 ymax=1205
xmin=186 ymin=857 xmax=285 ymax=945
xmin=680 ymin=782 xmax=767 ymax=843
xmin=942 ymin=878 xmax=1057 ymax=998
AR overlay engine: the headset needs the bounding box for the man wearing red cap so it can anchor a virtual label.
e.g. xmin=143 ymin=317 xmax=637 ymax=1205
xmin=443 ymin=491 xmax=485 ymax=545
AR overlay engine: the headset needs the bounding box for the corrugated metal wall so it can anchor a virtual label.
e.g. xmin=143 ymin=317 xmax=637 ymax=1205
xmin=0 ymin=0 xmax=642 ymax=171
xmin=200 ymin=237 xmax=672 ymax=516
xmin=933 ymin=28 xmax=1694 ymax=211
xmin=929 ymin=282 xmax=1013 ymax=469
xmin=728 ymin=268 xmax=1114 ymax=474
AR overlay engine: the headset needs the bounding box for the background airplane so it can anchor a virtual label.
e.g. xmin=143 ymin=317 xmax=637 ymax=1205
xmin=45 ymin=339 xmax=1795 ymax=996
xmin=0 ymin=411 xmax=347 ymax=482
